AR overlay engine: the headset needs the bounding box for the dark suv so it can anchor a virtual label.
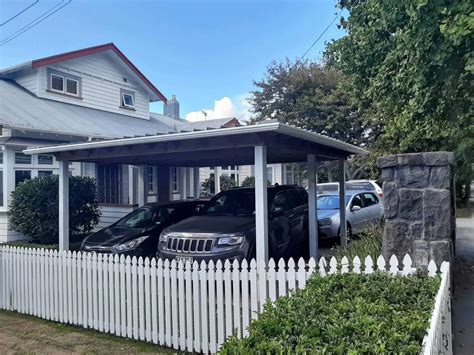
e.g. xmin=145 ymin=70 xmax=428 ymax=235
xmin=157 ymin=185 xmax=308 ymax=262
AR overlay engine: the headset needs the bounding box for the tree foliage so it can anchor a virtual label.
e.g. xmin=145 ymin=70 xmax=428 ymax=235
xmin=200 ymin=174 xmax=237 ymax=196
xmin=326 ymin=0 xmax=473 ymax=198
xmin=10 ymin=175 xmax=101 ymax=244
xmin=249 ymin=60 xmax=370 ymax=146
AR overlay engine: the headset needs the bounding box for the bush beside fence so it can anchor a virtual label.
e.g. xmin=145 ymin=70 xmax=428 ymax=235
xmin=0 ymin=246 xmax=450 ymax=354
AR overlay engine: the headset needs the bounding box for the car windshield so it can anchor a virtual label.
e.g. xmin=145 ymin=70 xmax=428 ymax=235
xmin=317 ymin=195 xmax=351 ymax=210
xmin=203 ymin=190 xmax=255 ymax=216
xmin=116 ymin=206 xmax=175 ymax=228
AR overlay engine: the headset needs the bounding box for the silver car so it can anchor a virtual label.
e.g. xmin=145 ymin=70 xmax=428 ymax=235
xmin=317 ymin=190 xmax=383 ymax=242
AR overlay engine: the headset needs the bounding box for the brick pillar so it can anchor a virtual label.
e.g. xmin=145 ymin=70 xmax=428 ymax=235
xmin=377 ymin=152 xmax=455 ymax=267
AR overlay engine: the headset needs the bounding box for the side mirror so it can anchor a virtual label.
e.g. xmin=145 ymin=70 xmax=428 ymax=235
xmin=351 ymin=205 xmax=361 ymax=212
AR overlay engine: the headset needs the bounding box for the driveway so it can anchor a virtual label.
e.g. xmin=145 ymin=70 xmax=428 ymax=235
xmin=453 ymin=198 xmax=474 ymax=354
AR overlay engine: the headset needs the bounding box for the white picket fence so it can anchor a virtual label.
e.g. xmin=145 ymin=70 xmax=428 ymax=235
xmin=0 ymin=246 xmax=449 ymax=354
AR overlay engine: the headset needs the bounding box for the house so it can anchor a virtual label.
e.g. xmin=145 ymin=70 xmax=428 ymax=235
xmin=0 ymin=43 xmax=288 ymax=242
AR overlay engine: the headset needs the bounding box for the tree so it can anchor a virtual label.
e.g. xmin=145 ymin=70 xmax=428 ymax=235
xmin=326 ymin=0 xmax=473 ymax=198
xmin=201 ymin=174 xmax=237 ymax=196
xmin=249 ymin=60 xmax=370 ymax=147
xmin=240 ymin=176 xmax=272 ymax=187
xmin=10 ymin=175 xmax=101 ymax=244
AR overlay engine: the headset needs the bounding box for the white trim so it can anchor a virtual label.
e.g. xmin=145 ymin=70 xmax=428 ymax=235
xmin=50 ymin=73 xmax=64 ymax=93
xmin=121 ymin=92 xmax=135 ymax=109
xmin=24 ymin=122 xmax=367 ymax=156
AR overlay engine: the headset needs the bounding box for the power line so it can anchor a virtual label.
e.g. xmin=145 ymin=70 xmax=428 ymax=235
xmin=0 ymin=0 xmax=72 ymax=46
xmin=295 ymin=10 xmax=342 ymax=66
xmin=0 ymin=0 xmax=39 ymax=27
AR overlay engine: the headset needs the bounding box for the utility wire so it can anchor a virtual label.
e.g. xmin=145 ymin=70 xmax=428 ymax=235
xmin=294 ymin=10 xmax=342 ymax=66
xmin=0 ymin=0 xmax=39 ymax=27
xmin=0 ymin=0 xmax=72 ymax=46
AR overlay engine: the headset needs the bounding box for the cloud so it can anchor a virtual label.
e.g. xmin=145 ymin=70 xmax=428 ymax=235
xmin=185 ymin=95 xmax=252 ymax=123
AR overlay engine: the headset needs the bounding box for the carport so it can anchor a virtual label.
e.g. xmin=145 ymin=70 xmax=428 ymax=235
xmin=24 ymin=120 xmax=366 ymax=262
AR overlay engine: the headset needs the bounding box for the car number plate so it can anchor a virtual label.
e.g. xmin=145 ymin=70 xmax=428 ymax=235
xmin=176 ymin=256 xmax=193 ymax=263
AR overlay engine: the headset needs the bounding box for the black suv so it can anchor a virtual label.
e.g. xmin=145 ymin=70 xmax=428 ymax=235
xmin=157 ymin=185 xmax=308 ymax=262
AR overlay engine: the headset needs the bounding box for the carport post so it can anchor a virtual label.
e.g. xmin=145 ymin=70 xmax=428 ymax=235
xmin=214 ymin=166 xmax=221 ymax=194
xmin=338 ymin=159 xmax=348 ymax=247
xmin=193 ymin=167 xmax=200 ymax=198
xmin=138 ymin=165 xmax=147 ymax=206
xmin=307 ymin=154 xmax=318 ymax=259
xmin=58 ymin=160 xmax=69 ymax=251
xmin=180 ymin=167 xmax=188 ymax=200
xmin=254 ymin=145 xmax=268 ymax=263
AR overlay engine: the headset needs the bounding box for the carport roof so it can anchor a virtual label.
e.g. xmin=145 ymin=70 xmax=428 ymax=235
xmin=24 ymin=121 xmax=367 ymax=167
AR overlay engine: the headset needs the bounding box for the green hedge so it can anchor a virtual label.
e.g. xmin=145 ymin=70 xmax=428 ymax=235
xmin=220 ymin=273 xmax=439 ymax=354
xmin=10 ymin=175 xmax=100 ymax=244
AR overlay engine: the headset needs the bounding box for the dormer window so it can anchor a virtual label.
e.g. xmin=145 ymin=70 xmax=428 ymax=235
xmin=120 ymin=90 xmax=135 ymax=109
xmin=48 ymin=69 xmax=81 ymax=97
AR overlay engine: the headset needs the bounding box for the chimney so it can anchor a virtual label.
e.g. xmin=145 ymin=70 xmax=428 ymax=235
xmin=164 ymin=94 xmax=180 ymax=119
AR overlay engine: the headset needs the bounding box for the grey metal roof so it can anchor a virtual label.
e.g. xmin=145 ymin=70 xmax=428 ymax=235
xmin=0 ymin=79 xmax=235 ymax=140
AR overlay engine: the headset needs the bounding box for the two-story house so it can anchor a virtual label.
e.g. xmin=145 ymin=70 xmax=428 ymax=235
xmin=0 ymin=43 xmax=291 ymax=242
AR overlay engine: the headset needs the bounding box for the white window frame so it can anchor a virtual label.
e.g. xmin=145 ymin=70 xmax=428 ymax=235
xmin=171 ymin=167 xmax=179 ymax=192
xmin=65 ymin=77 xmax=79 ymax=96
xmin=50 ymin=73 xmax=64 ymax=94
xmin=121 ymin=92 xmax=135 ymax=108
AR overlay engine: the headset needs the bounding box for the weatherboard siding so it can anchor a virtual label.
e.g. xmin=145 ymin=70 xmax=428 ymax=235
xmin=10 ymin=69 xmax=39 ymax=95
xmin=37 ymin=52 xmax=150 ymax=120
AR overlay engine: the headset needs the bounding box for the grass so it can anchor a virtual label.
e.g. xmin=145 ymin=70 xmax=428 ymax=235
xmin=0 ymin=309 xmax=179 ymax=353
xmin=335 ymin=223 xmax=384 ymax=261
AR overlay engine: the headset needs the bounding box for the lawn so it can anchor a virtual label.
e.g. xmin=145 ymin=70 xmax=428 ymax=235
xmin=0 ymin=310 xmax=178 ymax=354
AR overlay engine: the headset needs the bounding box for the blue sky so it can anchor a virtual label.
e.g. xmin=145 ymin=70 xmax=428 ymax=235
xmin=0 ymin=0 xmax=344 ymax=121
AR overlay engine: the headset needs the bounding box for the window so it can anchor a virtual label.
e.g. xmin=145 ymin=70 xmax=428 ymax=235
xmin=97 ymin=164 xmax=122 ymax=204
xmin=51 ymin=74 xmax=64 ymax=92
xmin=0 ymin=171 xmax=3 ymax=206
xmin=171 ymin=167 xmax=178 ymax=192
xmin=121 ymin=91 xmax=135 ymax=108
xmin=15 ymin=170 xmax=31 ymax=186
xmin=48 ymin=70 xmax=81 ymax=97
xmin=15 ymin=152 xmax=31 ymax=164
xmin=148 ymin=166 xmax=154 ymax=193
xmin=351 ymin=194 xmax=364 ymax=208
xmin=272 ymin=192 xmax=290 ymax=215
xmin=267 ymin=166 xmax=274 ymax=184
xmin=66 ymin=78 xmax=78 ymax=95
xmin=38 ymin=170 xmax=53 ymax=177
xmin=0 ymin=152 xmax=3 ymax=164
xmin=38 ymin=155 xmax=53 ymax=165
xmin=362 ymin=193 xmax=379 ymax=206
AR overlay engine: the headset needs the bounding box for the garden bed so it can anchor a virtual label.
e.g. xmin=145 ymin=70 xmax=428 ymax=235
xmin=221 ymin=272 xmax=441 ymax=353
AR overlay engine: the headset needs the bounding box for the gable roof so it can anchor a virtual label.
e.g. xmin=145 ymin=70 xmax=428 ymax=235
xmin=0 ymin=43 xmax=167 ymax=102
xmin=0 ymin=79 xmax=239 ymax=141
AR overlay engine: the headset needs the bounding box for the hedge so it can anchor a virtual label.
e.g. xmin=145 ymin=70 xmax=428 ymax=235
xmin=10 ymin=175 xmax=100 ymax=244
xmin=220 ymin=273 xmax=440 ymax=354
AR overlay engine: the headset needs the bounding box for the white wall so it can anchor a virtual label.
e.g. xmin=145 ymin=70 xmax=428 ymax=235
xmin=37 ymin=52 xmax=150 ymax=120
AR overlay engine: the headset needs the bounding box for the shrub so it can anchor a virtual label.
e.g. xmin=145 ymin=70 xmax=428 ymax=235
xmin=240 ymin=176 xmax=272 ymax=187
xmin=336 ymin=222 xmax=384 ymax=261
xmin=220 ymin=273 xmax=439 ymax=354
xmin=10 ymin=175 xmax=101 ymax=244
xmin=201 ymin=174 xmax=236 ymax=195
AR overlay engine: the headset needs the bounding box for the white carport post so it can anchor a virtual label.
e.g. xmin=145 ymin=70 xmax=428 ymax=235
xmin=307 ymin=154 xmax=318 ymax=259
xmin=193 ymin=167 xmax=200 ymax=198
xmin=214 ymin=166 xmax=221 ymax=194
xmin=338 ymin=159 xmax=348 ymax=247
xmin=254 ymin=145 xmax=268 ymax=263
xmin=58 ymin=160 xmax=69 ymax=251
xmin=180 ymin=167 xmax=187 ymax=200
xmin=138 ymin=164 xmax=147 ymax=206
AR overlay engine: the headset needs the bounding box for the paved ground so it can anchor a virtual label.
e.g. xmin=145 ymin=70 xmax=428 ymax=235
xmin=453 ymin=200 xmax=474 ymax=354
xmin=0 ymin=310 xmax=175 ymax=354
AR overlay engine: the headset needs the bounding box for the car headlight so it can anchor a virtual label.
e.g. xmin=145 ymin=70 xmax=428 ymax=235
xmin=318 ymin=218 xmax=332 ymax=226
xmin=159 ymin=232 xmax=169 ymax=243
xmin=217 ymin=234 xmax=244 ymax=246
xmin=114 ymin=235 xmax=150 ymax=252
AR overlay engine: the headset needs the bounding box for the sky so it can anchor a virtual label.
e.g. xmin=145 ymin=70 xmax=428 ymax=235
xmin=0 ymin=0 xmax=344 ymax=122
